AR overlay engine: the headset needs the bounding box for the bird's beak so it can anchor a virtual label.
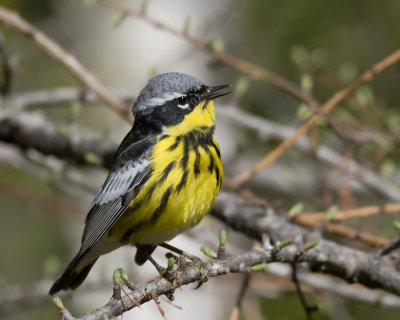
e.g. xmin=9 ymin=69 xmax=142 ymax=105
xmin=202 ymin=84 xmax=232 ymax=101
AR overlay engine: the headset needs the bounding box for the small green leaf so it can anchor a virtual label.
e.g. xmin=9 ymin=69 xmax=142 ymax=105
xmin=84 ymin=152 xmax=101 ymax=165
xmin=113 ymin=268 xmax=122 ymax=285
xmin=337 ymin=62 xmax=358 ymax=83
xmin=297 ymin=103 xmax=313 ymax=121
xmin=208 ymin=38 xmax=224 ymax=52
xmin=393 ymin=220 xmax=400 ymax=232
xmin=234 ymin=77 xmax=250 ymax=97
xmin=250 ymin=263 xmax=268 ymax=272
xmin=279 ymin=237 xmax=293 ymax=249
xmin=301 ymin=73 xmax=313 ymax=90
xmin=120 ymin=268 xmax=129 ymax=282
xmin=53 ymin=297 xmax=64 ymax=309
xmin=219 ymin=229 xmax=227 ymax=246
xmin=289 ymin=202 xmax=304 ymax=217
xmin=303 ymin=240 xmax=318 ymax=251
xmin=200 ymin=246 xmax=217 ymax=259
xmin=167 ymin=257 xmax=176 ymax=270
xmin=325 ymin=205 xmax=339 ymax=221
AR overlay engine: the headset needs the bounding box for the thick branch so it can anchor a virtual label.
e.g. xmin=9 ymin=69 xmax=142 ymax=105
xmin=212 ymin=191 xmax=400 ymax=295
xmin=53 ymin=191 xmax=400 ymax=319
xmin=4 ymin=89 xmax=400 ymax=201
xmin=0 ymin=111 xmax=116 ymax=168
xmin=57 ymin=243 xmax=341 ymax=319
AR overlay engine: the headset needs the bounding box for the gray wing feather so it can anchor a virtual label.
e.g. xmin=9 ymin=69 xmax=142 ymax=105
xmin=79 ymin=138 xmax=154 ymax=255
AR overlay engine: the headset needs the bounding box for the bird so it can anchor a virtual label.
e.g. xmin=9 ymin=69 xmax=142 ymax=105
xmin=49 ymin=72 xmax=230 ymax=295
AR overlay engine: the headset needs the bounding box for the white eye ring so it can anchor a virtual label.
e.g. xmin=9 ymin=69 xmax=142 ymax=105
xmin=177 ymin=96 xmax=189 ymax=109
xmin=177 ymin=103 xmax=189 ymax=110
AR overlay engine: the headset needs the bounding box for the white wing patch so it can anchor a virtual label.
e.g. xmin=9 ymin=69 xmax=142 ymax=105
xmin=91 ymin=159 xmax=148 ymax=207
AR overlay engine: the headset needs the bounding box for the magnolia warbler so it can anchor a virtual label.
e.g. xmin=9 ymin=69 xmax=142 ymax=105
xmin=49 ymin=72 xmax=230 ymax=294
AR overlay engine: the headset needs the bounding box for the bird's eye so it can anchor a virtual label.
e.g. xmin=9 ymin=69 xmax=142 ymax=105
xmin=177 ymin=96 xmax=188 ymax=105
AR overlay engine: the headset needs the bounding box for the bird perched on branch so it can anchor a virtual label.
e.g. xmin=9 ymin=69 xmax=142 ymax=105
xmin=49 ymin=72 xmax=230 ymax=294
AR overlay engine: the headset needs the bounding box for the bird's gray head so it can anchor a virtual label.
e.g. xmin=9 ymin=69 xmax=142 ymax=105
xmin=133 ymin=72 xmax=205 ymax=115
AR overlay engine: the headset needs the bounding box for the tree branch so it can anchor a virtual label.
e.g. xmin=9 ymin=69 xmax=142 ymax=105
xmin=219 ymin=106 xmax=400 ymax=201
xmin=48 ymin=191 xmax=400 ymax=319
xmin=0 ymin=110 xmax=116 ymax=168
xmin=99 ymin=0 xmax=318 ymax=108
xmin=212 ymin=190 xmax=400 ymax=295
xmin=234 ymin=48 xmax=400 ymax=186
xmin=0 ymin=6 xmax=130 ymax=118
xmin=52 ymin=243 xmax=337 ymax=319
xmin=4 ymin=88 xmax=400 ymax=201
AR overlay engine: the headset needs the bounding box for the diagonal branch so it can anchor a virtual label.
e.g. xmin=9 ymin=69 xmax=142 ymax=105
xmin=0 ymin=6 xmax=130 ymax=118
xmin=219 ymin=106 xmax=400 ymax=201
xmin=234 ymin=48 xmax=400 ymax=187
xmin=99 ymin=0 xmax=318 ymax=108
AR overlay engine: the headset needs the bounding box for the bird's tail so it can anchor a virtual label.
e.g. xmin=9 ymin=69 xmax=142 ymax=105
xmin=49 ymin=253 xmax=97 ymax=295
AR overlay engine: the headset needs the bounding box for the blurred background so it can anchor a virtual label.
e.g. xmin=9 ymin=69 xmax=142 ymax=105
xmin=1 ymin=0 xmax=400 ymax=319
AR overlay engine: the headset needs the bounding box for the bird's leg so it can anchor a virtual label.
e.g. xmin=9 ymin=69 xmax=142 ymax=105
xmin=147 ymin=255 xmax=165 ymax=274
xmin=147 ymin=254 xmax=178 ymax=284
xmin=160 ymin=242 xmax=201 ymax=263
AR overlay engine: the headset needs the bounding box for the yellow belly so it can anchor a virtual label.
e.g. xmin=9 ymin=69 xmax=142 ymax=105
xmin=109 ymin=133 xmax=223 ymax=245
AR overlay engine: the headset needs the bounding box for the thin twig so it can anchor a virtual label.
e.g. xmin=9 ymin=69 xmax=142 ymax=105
xmin=218 ymin=106 xmax=400 ymax=201
xmin=99 ymin=0 xmax=319 ymax=108
xmin=0 ymin=6 xmax=130 ymax=118
xmin=297 ymin=203 xmax=400 ymax=224
xmin=292 ymin=264 xmax=317 ymax=320
xmin=322 ymin=223 xmax=389 ymax=247
xmin=100 ymin=0 xmax=383 ymax=149
xmin=234 ymin=48 xmax=400 ymax=187
xmin=229 ymin=273 xmax=250 ymax=320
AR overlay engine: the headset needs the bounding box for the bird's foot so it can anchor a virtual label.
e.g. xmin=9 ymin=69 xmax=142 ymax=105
xmin=164 ymin=251 xmax=208 ymax=290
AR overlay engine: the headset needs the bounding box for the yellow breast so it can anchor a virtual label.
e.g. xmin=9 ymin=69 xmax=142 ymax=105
xmin=110 ymin=101 xmax=223 ymax=245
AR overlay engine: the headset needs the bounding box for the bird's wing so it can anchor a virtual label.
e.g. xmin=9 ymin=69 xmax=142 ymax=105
xmin=79 ymin=137 xmax=155 ymax=255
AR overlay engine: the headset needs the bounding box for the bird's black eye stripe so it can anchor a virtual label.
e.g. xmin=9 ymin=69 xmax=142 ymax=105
xmin=177 ymin=96 xmax=188 ymax=105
